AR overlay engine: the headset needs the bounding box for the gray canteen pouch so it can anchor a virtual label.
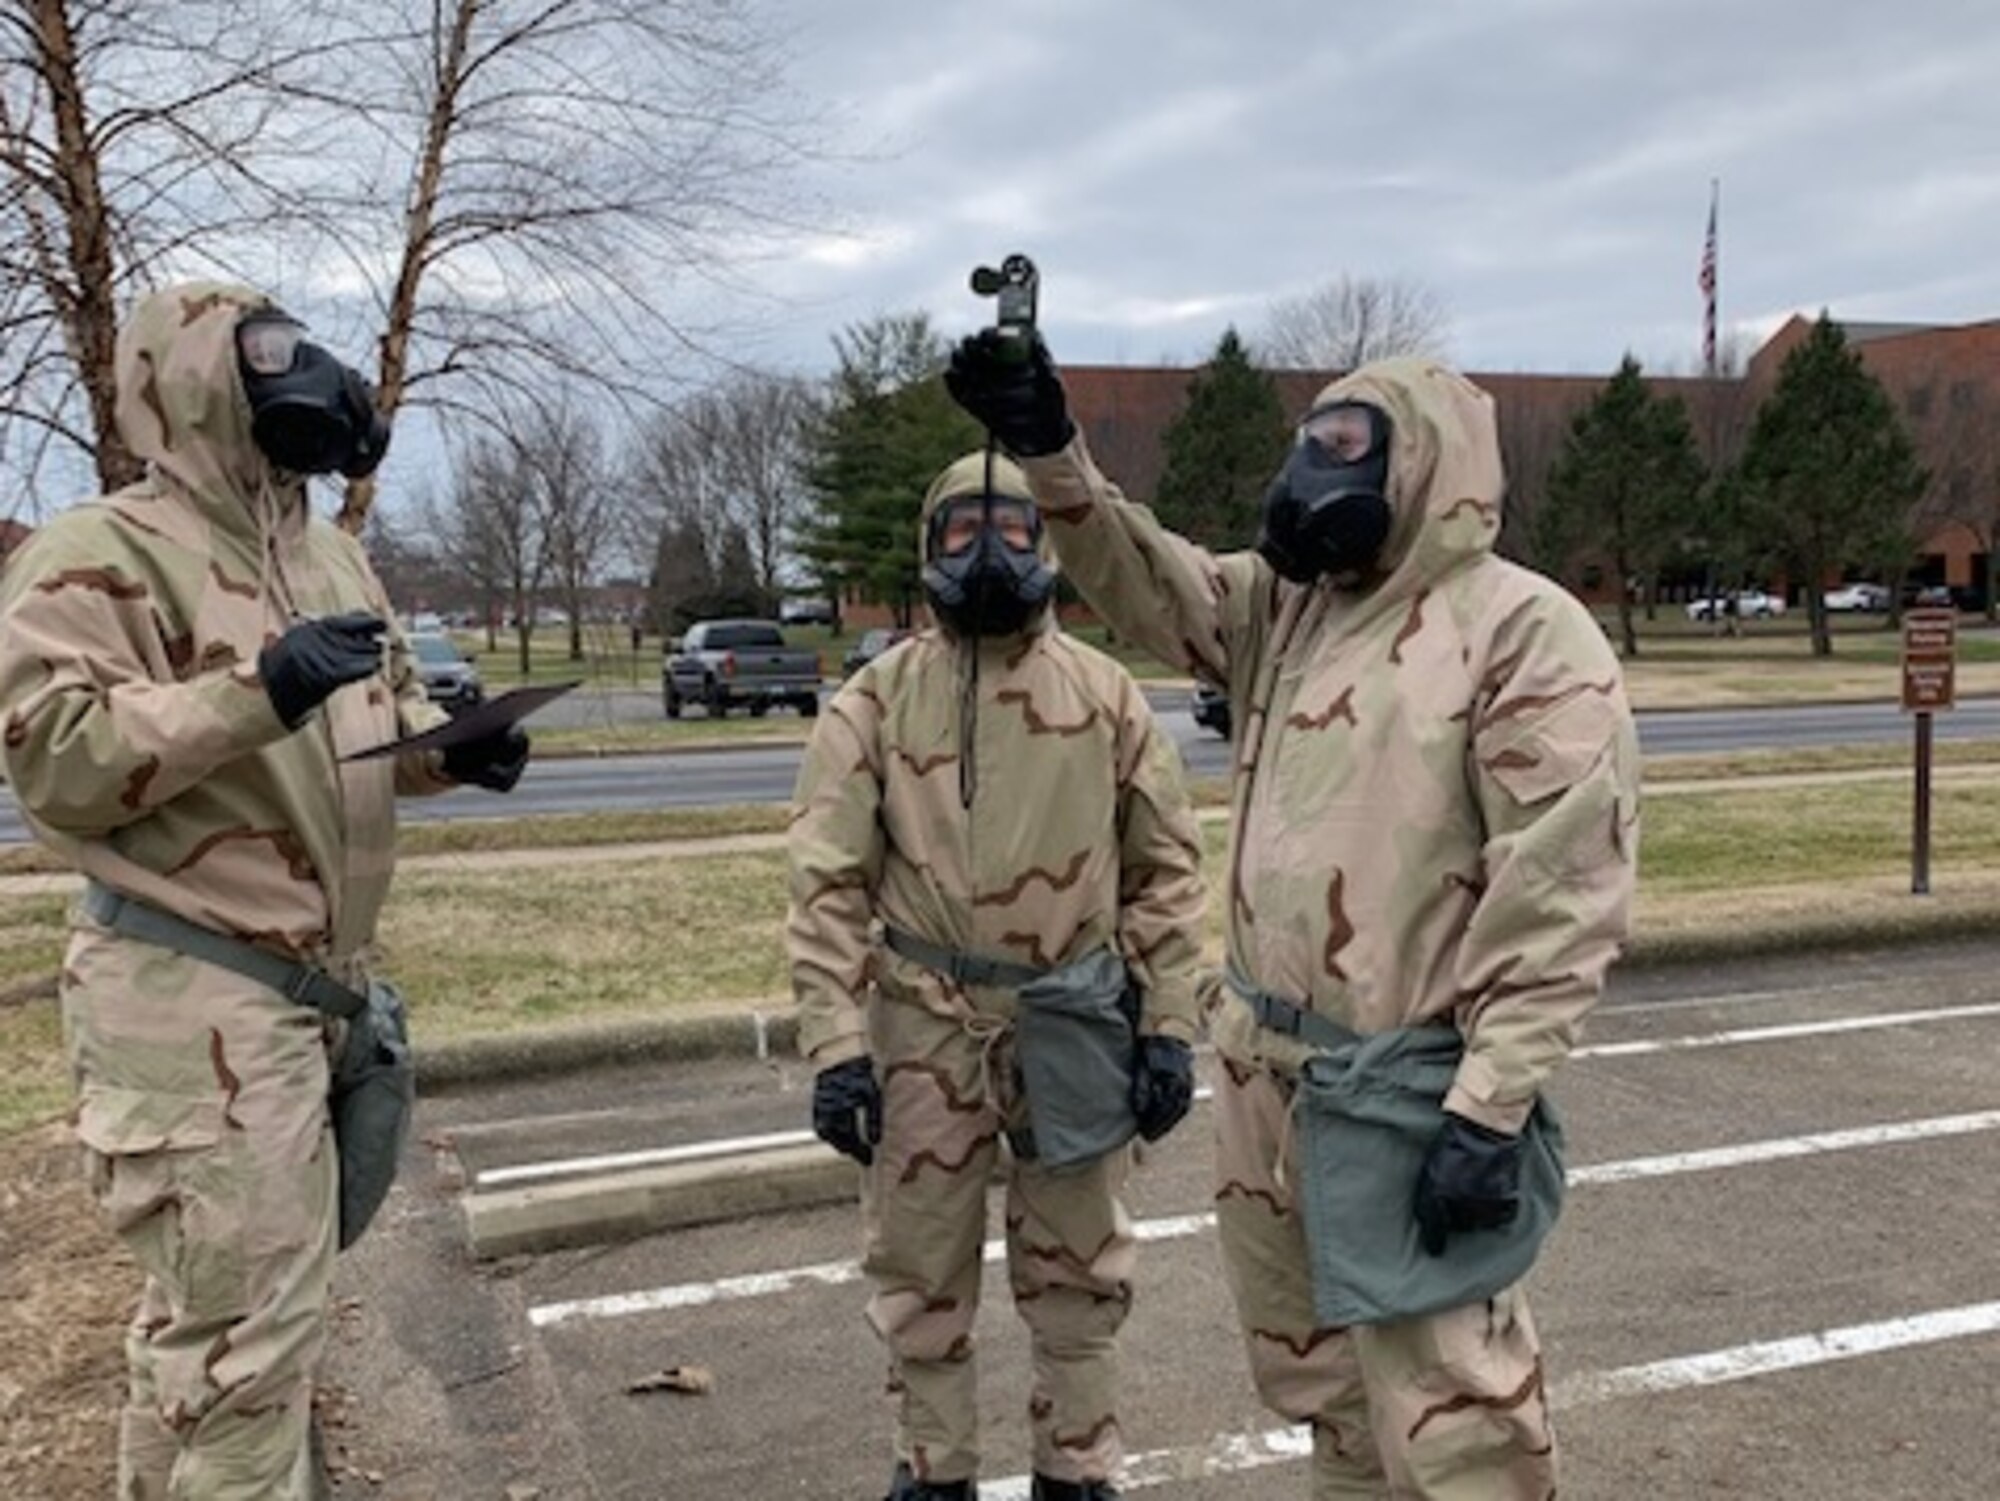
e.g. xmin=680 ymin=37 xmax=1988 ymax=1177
xmin=1012 ymin=947 xmax=1139 ymax=1172
xmin=1293 ymin=1029 xmax=1566 ymax=1326
xmin=330 ymin=979 xmax=416 ymax=1249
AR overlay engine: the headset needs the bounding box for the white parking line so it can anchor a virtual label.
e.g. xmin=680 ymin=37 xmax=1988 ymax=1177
xmin=1598 ymin=973 xmax=1994 ymax=1020
xmin=974 ymin=1301 xmax=2000 ymax=1497
xmin=524 ymin=1110 xmax=2000 ymax=1328
xmin=1566 ymin=1110 xmax=2000 ymax=1184
xmin=1570 ymin=1001 xmax=2000 ymax=1059
xmin=484 ymin=995 xmax=2000 ymax=1189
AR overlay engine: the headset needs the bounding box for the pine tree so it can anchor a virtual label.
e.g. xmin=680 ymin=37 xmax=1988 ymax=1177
xmin=1734 ymin=315 xmax=1928 ymax=656
xmin=650 ymin=518 xmax=718 ymax=633
xmin=710 ymin=521 xmax=769 ymax=618
xmin=1542 ymin=356 xmax=1706 ymax=658
xmin=798 ymin=313 xmax=984 ymax=627
xmin=1153 ymin=329 xmax=1290 ymax=550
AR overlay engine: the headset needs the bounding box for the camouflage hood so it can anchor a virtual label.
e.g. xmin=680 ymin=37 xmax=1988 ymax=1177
xmin=115 ymin=281 xmax=297 ymax=541
xmin=1301 ymin=356 xmax=1504 ymax=606
xmin=0 ymin=282 xmax=451 ymax=969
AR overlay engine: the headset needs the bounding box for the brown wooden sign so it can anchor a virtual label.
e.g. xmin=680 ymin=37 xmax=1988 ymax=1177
xmin=1901 ymin=608 xmax=1957 ymax=712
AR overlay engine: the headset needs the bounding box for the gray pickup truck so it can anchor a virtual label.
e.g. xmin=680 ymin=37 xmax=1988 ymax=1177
xmin=663 ymin=618 xmax=822 ymax=719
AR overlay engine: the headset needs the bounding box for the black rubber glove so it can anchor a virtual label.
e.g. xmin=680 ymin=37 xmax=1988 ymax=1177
xmin=1130 ymin=1034 xmax=1195 ymax=1142
xmin=259 ymin=612 xmax=384 ymax=729
xmin=442 ymin=725 xmax=530 ymax=792
xmin=944 ymin=329 xmax=1075 ymax=457
xmin=812 ymin=1056 xmax=883 ymax=1166
xmin=1413 ymin=1114 xmax=1524 ymax=1257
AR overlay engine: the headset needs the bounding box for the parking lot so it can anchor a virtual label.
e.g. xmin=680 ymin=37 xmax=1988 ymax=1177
xmin=327 ymin=940 xmax=2000 ymax=1499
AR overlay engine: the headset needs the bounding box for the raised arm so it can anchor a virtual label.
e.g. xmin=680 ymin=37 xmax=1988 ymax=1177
xmin=947 ymin=330 xmax=1270 ymax=685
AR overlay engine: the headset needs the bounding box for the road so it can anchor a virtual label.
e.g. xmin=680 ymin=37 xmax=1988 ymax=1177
xmin=3 ymin=696 xmax=1998 ymax=841
xmin=325 ymin=938 xmax=2000 ymax=1498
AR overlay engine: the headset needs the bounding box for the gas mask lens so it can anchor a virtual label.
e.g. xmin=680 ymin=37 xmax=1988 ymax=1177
xmin=1297 ymin=402 xmax=1384 ymax=462
xmin=237 ymin=314 xmax=306 ymax=377
xmin=933 ymin=496 xmax=1037 ymax=557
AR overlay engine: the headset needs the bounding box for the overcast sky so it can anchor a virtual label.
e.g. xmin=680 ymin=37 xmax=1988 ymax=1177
xmin=709 ymin=0 xmax=2000 ymax=379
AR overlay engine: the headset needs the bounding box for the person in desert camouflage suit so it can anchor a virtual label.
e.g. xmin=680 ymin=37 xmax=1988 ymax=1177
xmin=0 ymin=282 xmax=530 ymax=1499
xmin=947 ymin=341 xmax=1639 ymax=1500
xmin=787 ymin=449 xmax=1208 ymax=1501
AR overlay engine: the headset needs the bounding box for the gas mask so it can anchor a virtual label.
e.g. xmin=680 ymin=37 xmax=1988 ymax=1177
xmin=237 ymin=311 xmax=391 ymax=479
xmin=921 ymin=492 xmax=1055 ymax=638
xmin=1256 ymin=400 xmax=1393 ymax=586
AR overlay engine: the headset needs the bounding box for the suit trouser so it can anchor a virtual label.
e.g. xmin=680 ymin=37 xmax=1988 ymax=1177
xmin=1212 ymin=1059 xmax=1557 ymax=1501
xmin=66 ymin=924 xmax=337 ymax=1501
xmin=861 ymin=996 xmax=1135 ymax=1486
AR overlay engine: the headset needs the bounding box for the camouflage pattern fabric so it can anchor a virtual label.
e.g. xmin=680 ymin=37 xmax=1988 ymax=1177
xmin=787 ymin=449 xmax=1206 ymax=1486
xmin=1017 ymin=358 xmax=1640 ymax=1499
xmin=0 ymin=282 xmax=451 ymax=1498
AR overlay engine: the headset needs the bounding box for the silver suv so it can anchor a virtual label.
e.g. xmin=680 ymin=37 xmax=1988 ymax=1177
xmin=408 ymin=632 xmax=483 ymax=710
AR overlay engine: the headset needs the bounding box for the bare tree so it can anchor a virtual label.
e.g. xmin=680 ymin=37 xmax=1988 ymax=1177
xmin=518 ymin=400 xmax=614 ymax=661
xmin=2 ymin=1 xmax=815 ymax=532
xmin=0 ymin=0 xmax=313 ymax=504
xmin=431 ymin=429 xmax=547 ymax=670
xmin=631 ymin=368 xmax=813 ymax=600
xmin=304 ymin=0 xmax=813 ymax=535
xmin=1257 ymin=274 xmax=1450 ymax=370
xmin=1911 ymin=372 xmax=2000 ymax=619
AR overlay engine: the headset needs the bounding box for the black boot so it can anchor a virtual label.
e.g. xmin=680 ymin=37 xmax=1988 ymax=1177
xmin=885 ymin=1460 xmax=977 ymax=1500
xmin=1030 ymin=1477 xmax=1120 ymax=1501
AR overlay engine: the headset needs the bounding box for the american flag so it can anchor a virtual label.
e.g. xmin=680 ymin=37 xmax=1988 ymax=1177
xmin=1698 ymin=182 xmax=1718 ymax=373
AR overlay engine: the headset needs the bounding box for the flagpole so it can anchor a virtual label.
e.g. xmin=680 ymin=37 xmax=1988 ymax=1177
xmin=1699 ymin=177 xmax=1722 ymax=633
xmin=1700 ymin=178 xmax=1720 ymax=377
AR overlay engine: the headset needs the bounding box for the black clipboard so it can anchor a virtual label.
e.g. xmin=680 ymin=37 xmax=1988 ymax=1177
xmin=342 ymin=680 xmax=582 ymax=762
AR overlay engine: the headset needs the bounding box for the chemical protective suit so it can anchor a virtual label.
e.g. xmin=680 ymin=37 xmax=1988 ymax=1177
xmin=0 ymin=282 xmax=525 ymax=1498
xmin=947 ymin=344 xmax=1639 ymax=1499
xmin=787 ymin=450 xmax=1208 ymax=1500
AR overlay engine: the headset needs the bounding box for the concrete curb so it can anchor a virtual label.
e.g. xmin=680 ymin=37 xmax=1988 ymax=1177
xmin=465 ymin=1142 xmax=854 ymax=1259
xmin=417 ymin=905 xmax=2000 ymax=1094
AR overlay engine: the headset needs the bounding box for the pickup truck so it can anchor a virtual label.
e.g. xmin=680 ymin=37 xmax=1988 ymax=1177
xmin=663 ymin=618 xmax=822 ymax=719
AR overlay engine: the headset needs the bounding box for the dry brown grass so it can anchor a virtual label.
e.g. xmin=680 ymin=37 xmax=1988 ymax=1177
xmin=1622 ymin=648 xmax=2000 ymax=709
xmin=1644 ymin=739 xmax=2000 ymax=782
xmin=0 ymin=1123 xmax=130 ymax=1501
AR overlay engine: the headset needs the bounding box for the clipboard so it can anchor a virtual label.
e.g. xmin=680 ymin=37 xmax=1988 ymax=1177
xmin=342 ymin=679 xmax=582 ymax=762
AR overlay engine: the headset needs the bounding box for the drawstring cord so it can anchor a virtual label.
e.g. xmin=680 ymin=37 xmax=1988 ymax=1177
xmin=963 ymin=1006 xmax=1013 ymax=1118
xmin=1273 ymin=1079 xmax=1304 ymax=1195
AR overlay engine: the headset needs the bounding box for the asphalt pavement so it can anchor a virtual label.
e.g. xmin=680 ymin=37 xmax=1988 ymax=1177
xmin=322 ymin=938 xmax=2000 ymax=1499
xmin=7 ymin=695 xmax=2000 ymax=841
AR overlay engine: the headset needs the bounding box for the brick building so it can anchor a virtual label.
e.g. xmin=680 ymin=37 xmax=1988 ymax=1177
xmin=1055 ymin=316 xmax=2000 ymax=606
xmin=836 ymin=317 xmax=1996 ymax=628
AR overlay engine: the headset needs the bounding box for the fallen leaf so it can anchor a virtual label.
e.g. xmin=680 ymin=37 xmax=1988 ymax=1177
xmin=624 ymin=1364 xmax=714 ymax=1396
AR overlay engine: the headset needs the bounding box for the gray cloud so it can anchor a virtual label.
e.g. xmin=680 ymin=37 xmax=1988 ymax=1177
xmin=715 ymin=0 xmax=2000 ymax=377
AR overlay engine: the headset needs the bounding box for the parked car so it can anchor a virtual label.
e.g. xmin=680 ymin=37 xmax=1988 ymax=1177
xmin=1191 ymin=681 xmax=1231 ymax=739
xmin=1823 ymin=582 xmax=1891 ymax=613
xmin=842 ymin=627 xmax=910 ymax=679
xmin=664 ymin=618 xmax=821 ymax=719
xmin=407 ymin=632 xmax=483 ymax=710
xmin=1685 ymin=590 xmax=1786 ymax=622
xmin=778 ymin=597 xmax=837 ymax=627
xmin=1902 ymin=583 xmax=1977 ymax=611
